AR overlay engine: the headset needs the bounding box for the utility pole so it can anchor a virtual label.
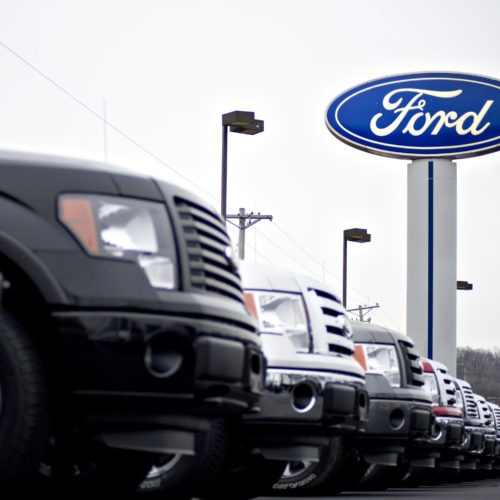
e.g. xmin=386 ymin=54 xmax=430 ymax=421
xmin=347 ymin=303 xmax=380 ymax=322
xmin=226 ymin=208 xmax=272 ymax=259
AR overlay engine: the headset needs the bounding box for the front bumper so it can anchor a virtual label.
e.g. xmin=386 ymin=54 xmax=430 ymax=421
xmin=409 ymin=416 xmax=465 ymax=469
xmin=353 ymin=397 xmax=434 ymax=466
xmin=54 ymin=310 xmax=265 ymax=422
xmin=239 ymin=369 xmax=368 ymax=461
xmin=431 ymin=417 xmax=464 ymax=447
xmin=478 ymin=433 xmax=498 ymax=470
xmin=459 ymin=425 xmax=486 ymax=469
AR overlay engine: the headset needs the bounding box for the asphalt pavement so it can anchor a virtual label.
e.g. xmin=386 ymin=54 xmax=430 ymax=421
xmin=253 ymin=474 xmax=500 ymax=499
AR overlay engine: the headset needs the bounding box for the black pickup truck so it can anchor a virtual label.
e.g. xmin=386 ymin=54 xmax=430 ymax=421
xmin=348 ymin=321 xmax=435 ymax=490
xmin=0 ymin=150 xmax=265 ymax=498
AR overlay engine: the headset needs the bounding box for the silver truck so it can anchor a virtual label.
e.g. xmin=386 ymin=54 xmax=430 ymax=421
xmin=453 ymin=378 xmax=487 ymax=471
xmin=240 ymin=261 xmax=368 ymax=497
xmin=138 ymin=261 xmax=368 ymax=499
xmin=422 ymin=358 xmax=465 ymax=469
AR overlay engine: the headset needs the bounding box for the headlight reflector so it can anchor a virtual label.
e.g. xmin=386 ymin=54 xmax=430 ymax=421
xmin=355 ymin=343 xmax=401 ymax=387
xmin=244 ymin=291 xmax=311 ymax=352
xmin=59 ymin=194 xmax=177 ymax=289
xmin=423 ymin=373 xmax=440 ymax=405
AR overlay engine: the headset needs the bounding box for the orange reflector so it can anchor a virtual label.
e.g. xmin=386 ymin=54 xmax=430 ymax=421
xmin=244 ymin=292 xmax=259 ymax=320
xmin=59 ymin=197 xmax=99 ymax=254
xmin=353 ymin=344 xmax=367 ymax=371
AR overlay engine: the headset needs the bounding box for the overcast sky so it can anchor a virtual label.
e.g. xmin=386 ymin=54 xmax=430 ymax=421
xmin=1 ymin=0 xmax=499 ymax=350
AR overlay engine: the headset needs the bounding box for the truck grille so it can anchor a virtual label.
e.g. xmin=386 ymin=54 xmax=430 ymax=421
xmin=475 ymin=395 xmax=493 ymax=426
xmin=310 ymin=288 xmax=354 ymax=355
xmin=175 ymin=198 xmax=244 ymax=303
xmin=398 ymin=339 xmax=425 ymax=387
xmin=490 ymin=404 xmax=500 ymax=433
xmin=459 ymin=383 xmax=480 ymax=419
xmin=436 ymin=368 xmax=458 ymax=405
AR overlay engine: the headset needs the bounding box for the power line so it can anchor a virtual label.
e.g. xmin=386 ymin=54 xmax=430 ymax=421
xmin=0 ymin=40 xmax=217 ymax=203
xmin=253 ymin=226 xmax=324 ymax=281
xmin=269 ymin=221 xmax=373 ymax=300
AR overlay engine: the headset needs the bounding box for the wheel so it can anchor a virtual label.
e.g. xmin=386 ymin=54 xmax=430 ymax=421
xmin=398 ymin=465 xmax=430 ymax=487
xmin=199 ymin=453 xmax=287 ymax=500
xmin=331 ymin=448 xmax=371 ymax=491
xmin=271 ymin=436 xmax=348 ymax=495
xmin=0 ymin=308 xmax=51 ymax=497
xmin=137 ymin=419 xmax=228 ymax=499
xmin=355 ymin=463 xmax=408 ymax=490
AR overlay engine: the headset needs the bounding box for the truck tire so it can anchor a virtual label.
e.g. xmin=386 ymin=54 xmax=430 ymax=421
xmin=355 ymin=463 xmax=405 ymax=490
xmin=0 ymin=309 xmax=51 ymax=497
xmin=137 ymin=419 xmax=228 ymax=499
xmin=271 ymin=436 xmax=346 ymax=495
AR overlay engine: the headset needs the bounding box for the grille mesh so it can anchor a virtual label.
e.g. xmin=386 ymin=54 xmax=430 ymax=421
xmin=175 ymin=198 xmax=244 ymax=303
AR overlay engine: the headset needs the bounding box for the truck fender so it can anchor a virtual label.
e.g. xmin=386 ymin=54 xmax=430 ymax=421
xmin=0 ymin=230 xmax=67 ymax=304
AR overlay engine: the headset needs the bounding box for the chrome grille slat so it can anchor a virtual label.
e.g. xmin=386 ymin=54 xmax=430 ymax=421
xmin=460 ymin=384 xmax=480 ymax=419
xmin=430 ymin=363 xmax=457 ymax=405
xmin=475 ymin=395 xmax=493 ymax=426
xmin=491 ymin=405 xmax=500 ymax=433
xmin=441 ymin=374 xmax=457 ymax=404
xmin=324 ymin=316 xmax=348 ymax=330
xmin=198 ymin=246 xmax=238 ymax=270
xmin=179 ymin=205 xmax=228 ymax=238
xmin=175 ymin=198 xmax=243 ymax=303
xmin=308 ymin=287 xmax=354 ymax=355
xmin=197 ymin=234 xmax=231 ymax=256
xmin=399 ymin=340 xmax=425 ymax=387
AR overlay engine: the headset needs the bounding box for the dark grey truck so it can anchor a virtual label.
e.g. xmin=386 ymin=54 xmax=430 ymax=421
xmin=347 ymin=321 xmax=435 ymax=490
xmin=0 ymin=150 xmax=265 ymax=498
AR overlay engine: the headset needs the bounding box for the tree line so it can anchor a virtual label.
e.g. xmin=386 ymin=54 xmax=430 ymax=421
xmin=456 ymin=346 xmax=500 ymax=405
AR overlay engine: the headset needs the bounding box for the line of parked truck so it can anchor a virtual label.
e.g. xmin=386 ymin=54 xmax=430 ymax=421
xmin=0 ymin=151 xmax=498 ymax=499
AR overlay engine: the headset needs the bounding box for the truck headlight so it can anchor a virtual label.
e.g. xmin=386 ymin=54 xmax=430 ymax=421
xmin=355 ymin=343 xmax=401 ymax=387
xmin=244 ymin=291 xmax=311 ymax=352
xmin=423 ymin=372 xmax=440 ymax=405
xmin=58 ymin=194 xmax=177 ymax=289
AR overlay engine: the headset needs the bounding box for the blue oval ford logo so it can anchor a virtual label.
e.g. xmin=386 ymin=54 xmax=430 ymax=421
xmin=325 ymin=72 xmax=500 ymax=159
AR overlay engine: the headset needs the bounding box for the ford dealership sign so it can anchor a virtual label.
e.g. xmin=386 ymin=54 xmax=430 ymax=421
xmin=325 ymin=72 xmax=500 ymax=159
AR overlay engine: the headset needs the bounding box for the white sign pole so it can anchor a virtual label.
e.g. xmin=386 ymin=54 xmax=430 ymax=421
xmin=406 ymin=158 xmax=457 ymax=375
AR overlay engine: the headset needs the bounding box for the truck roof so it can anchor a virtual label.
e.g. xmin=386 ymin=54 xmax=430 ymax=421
xmin=350 ymin=320 xmax=413 ymax=345
xmin=239 ymin=261 xmax=341 ymax=303
xmin=0 ymin=148 xmax=139 ymax=176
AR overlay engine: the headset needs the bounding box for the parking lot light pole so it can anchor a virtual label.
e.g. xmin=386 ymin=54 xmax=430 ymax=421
xmin=221 ymin=111 xmax=264 ymax=221
xmin=342 ymin=228 xmax=371 ymax=308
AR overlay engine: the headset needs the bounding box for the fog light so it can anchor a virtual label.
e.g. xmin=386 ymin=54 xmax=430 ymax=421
xmin=145 ymin=336 xmax=183 ymax=378
xmin=431 ymin=422 xmax=443 ymax=441
xmin=291 ymin=381 xmax=317 ymax=413
xmin=389 ymin=408 xmax=405 ymax=430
